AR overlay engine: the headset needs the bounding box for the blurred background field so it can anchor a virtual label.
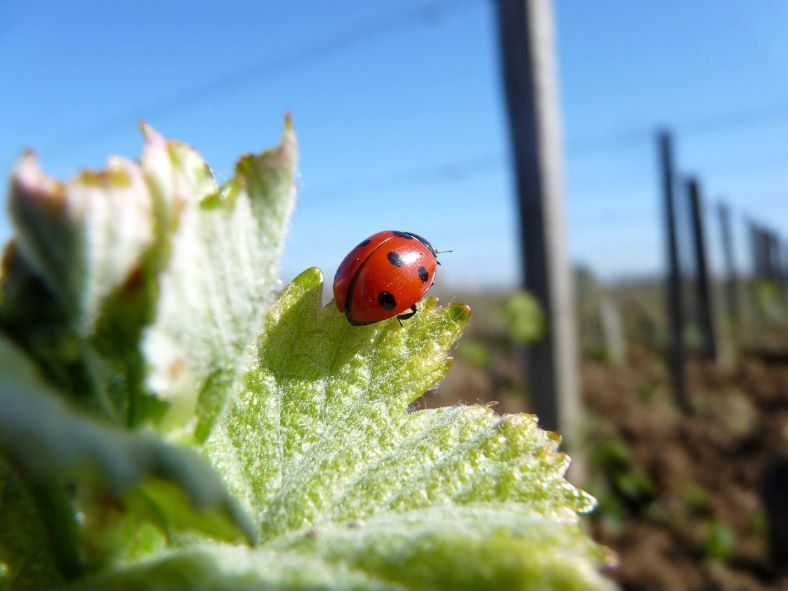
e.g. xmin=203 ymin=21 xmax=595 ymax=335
xmin=3 ymin=1 xmax=788 ymax=589
xmin=426 ymin=281 xmax=788 ymax=590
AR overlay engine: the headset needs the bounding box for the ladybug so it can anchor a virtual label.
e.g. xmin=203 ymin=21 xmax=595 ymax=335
xmin=333 ymin=230 xmax=439 ymax=326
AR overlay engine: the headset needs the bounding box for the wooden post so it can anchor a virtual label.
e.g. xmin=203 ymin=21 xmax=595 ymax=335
xmin=687 ymin=178 xmax=717 ymax=361
xmin=770 ymin=231 xmax=780 ymax=282
xmin=784 ymin=239 xmax=788 ymax=298
xmin=750 ymin=223 xmax=759 ymax=279
xmin=767 ymin=230 xmax=784 ymax=291
xmin=495 ymin=0 xmax=580 ymax=440
xmin=781 ymin=237 xmax=788 ymax=298
xmin=766 ymin=231 xmax=788 ymax=300
xmin=759 ymin=227 xmax=773 ymax=286
xmin=746 ymin=221 xmax=764 ymax=333
xmin=753 ymin=223 xmax=769 ymax=281
xmin=659 ymin=131 xmax=689 ymax=411
xmin=718 ymin=203 xmax=740 ymax=333
xmin=763 ymin=455 xmax=788 ymax=568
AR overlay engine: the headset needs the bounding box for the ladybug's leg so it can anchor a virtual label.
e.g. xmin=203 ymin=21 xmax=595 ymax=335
xmin=396 ymin=304 xmax=418 ymax=327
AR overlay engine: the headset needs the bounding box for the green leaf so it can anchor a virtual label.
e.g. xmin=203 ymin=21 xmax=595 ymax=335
xmin=0 ymin=335 xmax=254 ymax=581
xmin=175 ymin=267 xmax=611 ymax=590
xmin=1 ymin=211 xmax=137 ymax=423
xmin=271 ymin=506 xmax=614 ymax=590
xmin=77 ymin=508 xmax=614 ymax=590
xmin=0 ymin=469 xmax=63 ymax=590
xmin=141 ymin=120 xmax=298 ymax=438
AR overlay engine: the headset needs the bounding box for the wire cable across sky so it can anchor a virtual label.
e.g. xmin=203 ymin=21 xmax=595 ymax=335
xmin=41 ymin=0 xmax=480 ymax=156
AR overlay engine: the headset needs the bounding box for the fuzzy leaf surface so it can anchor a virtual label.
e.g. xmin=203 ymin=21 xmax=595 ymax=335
xmin=141 ymin=123 xmax=298 ymax=437
xmin=78 ymin=507 xmax=613 ymax=591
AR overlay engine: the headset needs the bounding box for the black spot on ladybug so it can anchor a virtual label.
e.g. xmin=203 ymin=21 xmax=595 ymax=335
xmin=418 ymin=266 xmax=429 ymax=282
xmin=356 ymin=238 xmax=371 ymax=248
xmin=392 ymin=231 xmax=413 ymax=239
xmin=378 ymin=291 xmax=396 ymax=310
xmin=387 ymin=251 xmax=404 ymax=267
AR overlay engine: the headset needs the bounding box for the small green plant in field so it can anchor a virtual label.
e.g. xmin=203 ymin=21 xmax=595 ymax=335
xmin=703 ymin=518 xmax=736 ymax=562
xmin=589 ymin=437 xmax=631 ymax=471
xmin=584 ymin=482 xmax=626 ymax=538
xmin=583 ymin=345 xmax=614 ymax=366
xmin=612 ymin=471 xmax=655 ymax=505
xmin=588 ymin=435 xmax=655 ymax=515
xmin=500 ymin=290 xmax=544 ymax=345
xmin=457 ymin=338 xmax=490 ymax=369
xmin=754 ymin=279 xmax=788 ymax=325
xmin=682 ymin=482 xmax=711 ymax=516
xmin=0 ymin=121 xmax=614 ymax=590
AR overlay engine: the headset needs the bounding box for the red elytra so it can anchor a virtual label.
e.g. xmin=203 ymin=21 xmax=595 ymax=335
xmin=333 ymin=230 xmax=439 ymax=326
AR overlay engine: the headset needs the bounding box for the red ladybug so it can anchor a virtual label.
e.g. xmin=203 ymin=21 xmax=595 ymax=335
xmin=333 ymin=230 xmax=439 ymax=326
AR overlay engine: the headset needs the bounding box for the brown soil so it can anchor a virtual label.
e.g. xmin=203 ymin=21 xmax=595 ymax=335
xmin=583 ymin=354 xmax=788 ymax=591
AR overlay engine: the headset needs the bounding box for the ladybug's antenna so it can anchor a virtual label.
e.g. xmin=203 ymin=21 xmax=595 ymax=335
xmin=434 ymin=249 xmax=452 ymax=265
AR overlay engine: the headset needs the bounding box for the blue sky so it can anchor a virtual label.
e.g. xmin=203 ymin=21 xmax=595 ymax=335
xmin=2 ymin=0 xmax=787 ymax=287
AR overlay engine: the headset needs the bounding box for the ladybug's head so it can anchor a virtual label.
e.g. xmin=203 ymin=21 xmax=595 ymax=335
xmin=407 ymin=232 xmax=439 ymax=260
